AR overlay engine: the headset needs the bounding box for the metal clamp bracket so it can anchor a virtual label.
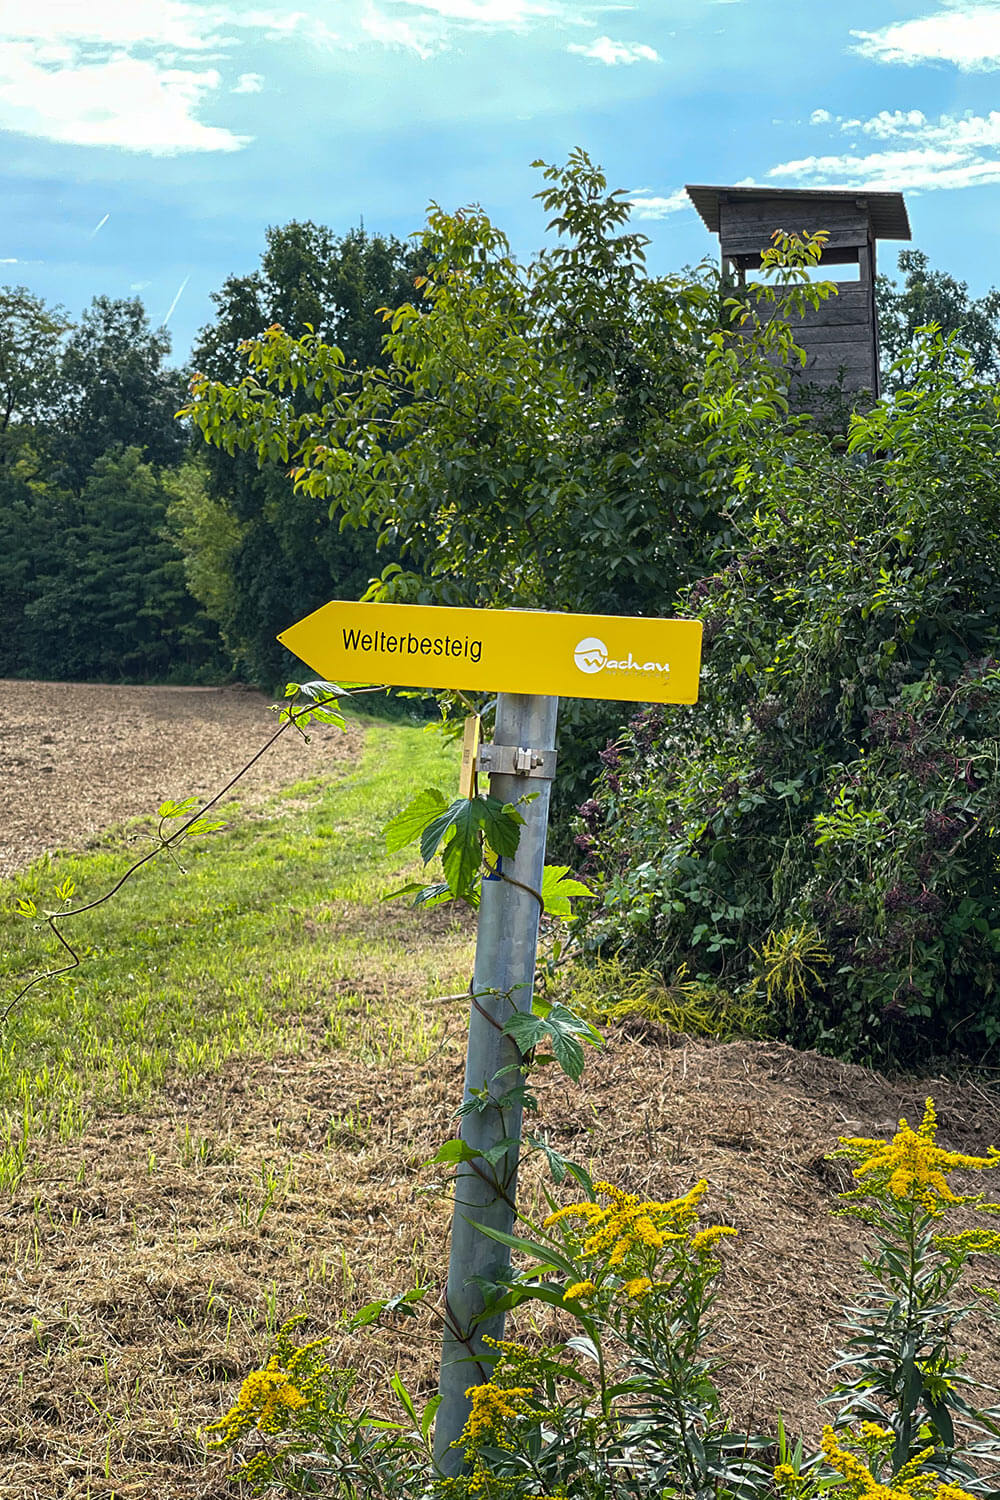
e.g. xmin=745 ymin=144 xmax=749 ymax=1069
xmin=477 ymin=743 xmax=558 ymax=780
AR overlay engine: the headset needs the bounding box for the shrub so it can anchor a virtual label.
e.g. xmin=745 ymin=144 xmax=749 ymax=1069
xmin=582 ymin=333 xmax=1000 ymax=1065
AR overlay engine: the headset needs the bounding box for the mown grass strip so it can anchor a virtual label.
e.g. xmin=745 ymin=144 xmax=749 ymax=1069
xmin=0 ymin=716 xmax=467 ymax=1183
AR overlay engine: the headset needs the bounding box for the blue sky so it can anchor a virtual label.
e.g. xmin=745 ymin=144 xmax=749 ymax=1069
xmin=4 ymin=0 xmax=1000 ymax=363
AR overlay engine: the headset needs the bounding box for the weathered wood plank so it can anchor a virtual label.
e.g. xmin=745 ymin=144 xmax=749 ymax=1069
xmin=724 ymin=227 xmax=867 ymax=259
xmin=747 ymin=283 xmax=872 ymax=328
xmin=798 ymin=345 xmax=874 ymax=377
xmin=720 ymin=199 xmax=870 ymax=236
xmin=785 ymin=323 xmax=871 ymax=346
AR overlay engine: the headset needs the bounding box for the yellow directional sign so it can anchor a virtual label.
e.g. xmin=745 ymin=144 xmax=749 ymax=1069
xmin=278 ymin=601 xmax=702 ymax=704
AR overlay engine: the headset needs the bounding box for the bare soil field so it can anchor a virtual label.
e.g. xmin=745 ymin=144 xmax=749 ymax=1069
xmin=0 ymin=679 xmax=363 ymax=877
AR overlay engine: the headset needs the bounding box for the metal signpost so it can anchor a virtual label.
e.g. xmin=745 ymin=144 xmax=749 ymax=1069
xmin=278 ymin=600 xmax=703 ymax=1473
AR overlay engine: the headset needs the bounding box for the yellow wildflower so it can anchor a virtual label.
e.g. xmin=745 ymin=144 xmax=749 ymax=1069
xmin=459 ymin=1381 xmax=533 ymax=1447
xmin=838 ymin=1099 xmax=999 ymax=1211
xmin=563 ymin=1279 xmax=595 ymax=1301
xmin=206 ymin=1356 xmax=308 ymax=1443
xmin=818 ymin=1427 xmax=975 ymax=1500
xmin=774 ymin=1464 xmax=805 ymax=1487
xmin=933 ymin=1228 xmax=1000 ymax=1255
xmin=689 ymin=1224 xmax=738 ymax=1255
xmin=543 ymin=1200 xmax=603 ymax=1229
xmin=622 ymin=1276 xmax=653 ymax=1300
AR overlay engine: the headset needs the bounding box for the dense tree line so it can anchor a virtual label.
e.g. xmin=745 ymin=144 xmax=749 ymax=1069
xmin=0 ymin=287 xmax=221 ymax=682
xmin=5 ymin=199 xmax=999 ymax=693
xmin=0 ymin=224 xmax=421 ymax=685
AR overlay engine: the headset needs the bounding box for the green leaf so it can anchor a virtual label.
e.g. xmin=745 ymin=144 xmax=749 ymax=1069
xmin=503 ymin=1003 xmax=601 ymax=1082
xmin=469 ymin=1221 xmax=581 ymax=1279
xmin=419 ymin=797 xmax=467 ymax=864
xmin=385 ymin=788 xmax=447 ymax=853
xmin=157 ymin=797 xmax=199 ymax=819
xmin=390 ymin=1371 xmax=418 ymax=1428
xmin=421 ymin=1393 xmax=442 ymax=1442
xmin=425 ymin=1138 xmax=482 ymax=1166
xmin=540 ymin=864 xmax=591 ymax=918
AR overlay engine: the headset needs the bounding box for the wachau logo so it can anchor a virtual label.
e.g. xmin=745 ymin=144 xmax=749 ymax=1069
xmin=573 ymin=636 xmax=670 ymax=679
xmin=573 ymin=637 xmax=608 ymax=674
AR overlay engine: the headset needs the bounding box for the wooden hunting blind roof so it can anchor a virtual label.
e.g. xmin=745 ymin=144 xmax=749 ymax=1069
xmin=685 ymin=184 xmax=911 ymax=243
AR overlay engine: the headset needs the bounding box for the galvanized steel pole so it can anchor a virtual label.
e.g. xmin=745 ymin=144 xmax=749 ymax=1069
xmin=434 ymin=691 xmax=559 ymax=1474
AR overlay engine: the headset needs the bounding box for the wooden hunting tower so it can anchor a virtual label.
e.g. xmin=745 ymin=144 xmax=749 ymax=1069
xmin=685 ymin=184 xmax=911 ymax=400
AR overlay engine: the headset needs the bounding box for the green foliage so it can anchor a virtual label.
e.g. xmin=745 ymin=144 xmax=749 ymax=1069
xmin=753 ymin=923 xmax=833 ymax=1011
xmin=584 ymin=327 xmax=1000 ymax=1065
xmin=384 ymin=783 xmax=591 ymax=920
xmin=11 ymin=446 xmax=225 ymax=682
xmin=0 ymin=284 xmax=70 ymax=466
xmin=54 ymin=294 xmax=186 ymax=486
xmin=184 ymin=152 xmax=766 ymax=826
xmin=185 ymin=221 xmax=424 ymax=687
xmin=878 ymin=249 xmax=1000 ymax=390
xmin=0 ymin=285 xmax=224 ymax=683
xmin=570 ymin=957 xmax=768 ymax=1040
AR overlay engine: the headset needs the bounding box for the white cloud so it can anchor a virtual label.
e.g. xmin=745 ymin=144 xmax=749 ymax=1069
xmin=0 ymin=0 xmax=645 ymax=154
xmin=359 ymin=6 xmax=439 ymax=58
xmin=567 ymin=35 xmax=659 ymax=64
xmin=626 ymin=187 xmax=689 ymax=219
xmin=390 ymin=0 xmax=553 ymax=22
xmin=860 ymin=108 xmax=928 ymax=136
xmin=0 ymin=43 xmax=247 ymax=153
xmin=0 ymin=256 xmax=19 ymax=263
xmin=852 ymin=4 xmax=1000 ymax=72
xmin=810 ymin=107 xmax=832 ymax=125
xmin=770 ymin=101 xmax=1000 ymax=195
xmin=768 ymin=145 xmax=1000 ymax=193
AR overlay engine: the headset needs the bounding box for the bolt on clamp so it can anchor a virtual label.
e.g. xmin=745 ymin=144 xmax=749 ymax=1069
xmin=477 ymin=744 xmax=558 ymax=780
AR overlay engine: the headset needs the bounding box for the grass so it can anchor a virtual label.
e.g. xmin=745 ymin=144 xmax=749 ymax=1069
xmin=0 ymin=715 xmax=469 ymax=1188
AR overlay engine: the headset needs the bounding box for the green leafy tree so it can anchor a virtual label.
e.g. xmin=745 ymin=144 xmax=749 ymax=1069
xmin=186 ymin=154 xmax=778 ymax=817
xmin=21 ymin=447 xmax=224 ymax=681
xmin=877 ymin=248 xmax=1000 ymax=388
xmin=0 ymin=285 xmax=70 ymax=468
xmin=185 ymin=222 xmax=425 ymax=686
xmin=55 ymin=295 xmax=186 ymax=487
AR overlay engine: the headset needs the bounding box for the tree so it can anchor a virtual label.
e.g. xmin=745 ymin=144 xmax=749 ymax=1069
xmin=0 ymin=285 xmax=70 ymax=467
xmin=181 ymin=221 xmax=425 ymax=687
xmin=55 ymin=295 xmax=187 ymax=486
xmin=877 ymin=249 xmax=1000 ymax=388
xmin=185 ymin=153 xmax=827 ymax=818
xmin=21 ymin=447 xmax=224 ymax=681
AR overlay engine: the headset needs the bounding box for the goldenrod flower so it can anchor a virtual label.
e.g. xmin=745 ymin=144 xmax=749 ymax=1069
xmin=563 ymin=1279 xmax=595 ymax=1301
xmin=206 ymin=1356 xmax=308 ymax=1442
xmin=934 ymin=1228 xmax=1000 ymax=1255
xmin=689 ymin=1225 xmax=738 ymax=1255
xmin=459 ymin=1381 xmax=533 ymax=1447
xmin=838 ymin=1099 xmax=999 ymax=1211
xmin=621 ymin=1276 xmax=653 ymax=1300
xmin=819 ymin=1426 xmax=976 ymax=1500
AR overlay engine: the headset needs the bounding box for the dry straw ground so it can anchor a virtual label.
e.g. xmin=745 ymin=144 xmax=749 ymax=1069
xmin=3 ymin=682 xmax=1000 ymax=1498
